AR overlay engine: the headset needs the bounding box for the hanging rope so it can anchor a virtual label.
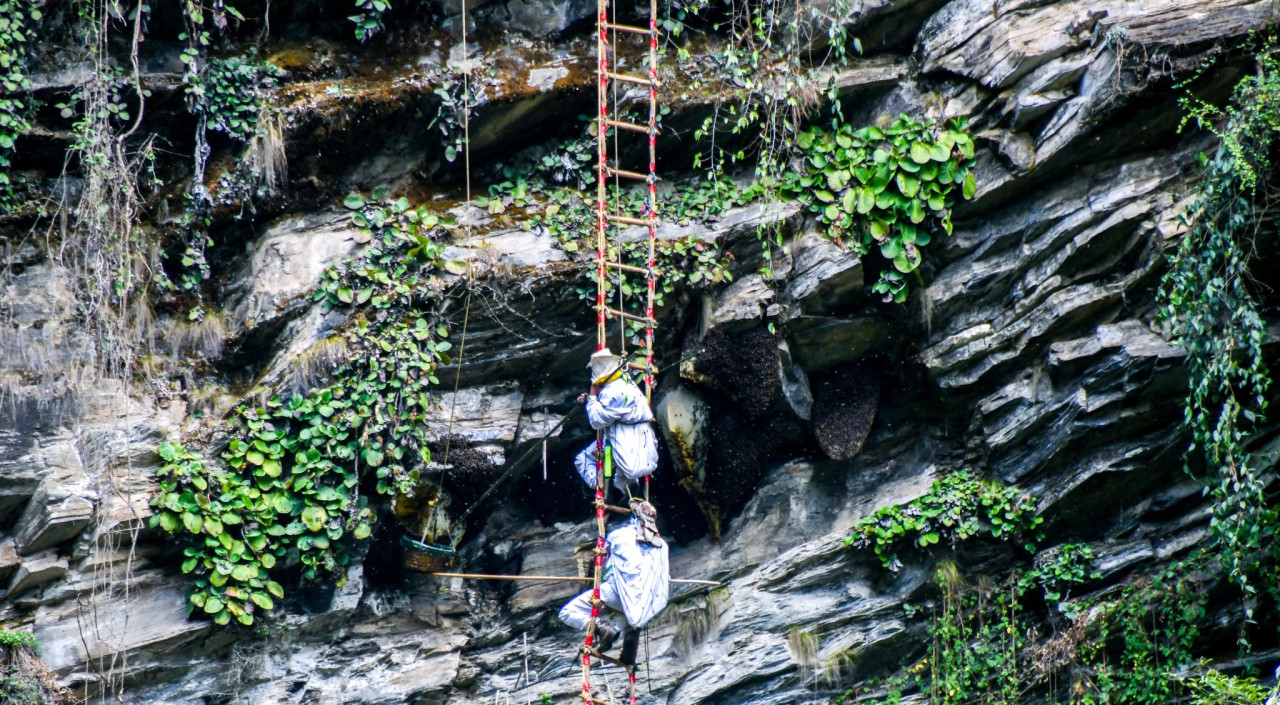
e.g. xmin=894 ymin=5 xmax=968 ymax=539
xmin=419 ymin=0 xmax=475 ymax=547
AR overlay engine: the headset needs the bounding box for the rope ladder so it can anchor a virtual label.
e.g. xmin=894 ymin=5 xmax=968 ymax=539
xmin=581 ymin=0 xmax=660 ymax=700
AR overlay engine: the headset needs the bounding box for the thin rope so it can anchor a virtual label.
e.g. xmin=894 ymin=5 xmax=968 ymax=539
xmin=611 ymin=0 xmax=623 ymax=358
xmin=420 ymin=0 xmax=475 ymax=545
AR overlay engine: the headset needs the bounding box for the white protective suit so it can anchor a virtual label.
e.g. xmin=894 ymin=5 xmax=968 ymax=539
xmin=573 ymin=376 xmax=659 ymax=491
xmin=558 ymin=522 xmax=670 ymax=631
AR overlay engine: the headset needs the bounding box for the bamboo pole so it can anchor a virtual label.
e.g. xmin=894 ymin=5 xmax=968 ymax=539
xmin=428 ymin=572 xmax=721 ymax=587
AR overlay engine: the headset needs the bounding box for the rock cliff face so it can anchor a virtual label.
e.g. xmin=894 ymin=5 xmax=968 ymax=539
xmin=1 ymin=0 xmax=1276 ymax=703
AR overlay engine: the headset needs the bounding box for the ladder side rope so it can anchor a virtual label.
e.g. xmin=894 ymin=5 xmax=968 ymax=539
xmin=582 ymin=0 xmax=607 ymax=697
xmin=594 ymin=0 xmax=608 ymax=354
xmin=642 ymin=0 xmax=658 ymax=509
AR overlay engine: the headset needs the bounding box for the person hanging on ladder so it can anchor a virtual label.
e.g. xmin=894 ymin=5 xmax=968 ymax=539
xmin=559 ymin=500 xmax=668 ymax=666
xmin=574 ymin=347 xmax=658 ymax=498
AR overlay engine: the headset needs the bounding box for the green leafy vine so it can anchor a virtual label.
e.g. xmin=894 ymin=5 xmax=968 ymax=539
xmin=780 ymin=114 xmax=977 ymax=302
xmin=1160 ymin=44 xmax=1280 ymax=619
xmin=152 ymin=194 xmax=453 ymax=627
xmin=0 ymin=0 xmax=38 ymax=212
xmin=845 ymin=470 xmax=1042 ymax=571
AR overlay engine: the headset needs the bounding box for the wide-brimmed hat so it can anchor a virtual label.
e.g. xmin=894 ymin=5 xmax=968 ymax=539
xmin=588 ymin=347 xmax=623 ymax=384
xmin=633 ymin=500 xmax=665 ymax=547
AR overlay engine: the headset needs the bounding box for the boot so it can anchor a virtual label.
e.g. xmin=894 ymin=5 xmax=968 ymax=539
xmin=593 ymin=622 xmax=619 ymax=654
xmin=619 ymin=627 xmax=640 ymax=666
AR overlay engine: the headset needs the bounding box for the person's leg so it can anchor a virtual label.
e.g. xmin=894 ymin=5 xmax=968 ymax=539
xmin=558 ymin=589 xmax=595 ymax=630
xmin=559 ymin=587 xmax=621 ymax=652
xmin=619 ymin=627 xmax=640 ymax=665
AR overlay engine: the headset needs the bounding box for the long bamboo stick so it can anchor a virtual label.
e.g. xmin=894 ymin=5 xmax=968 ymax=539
xmin=428 ymin=572 xmax=721 ymax=587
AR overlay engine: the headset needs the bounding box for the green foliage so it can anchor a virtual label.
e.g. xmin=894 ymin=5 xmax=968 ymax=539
xmin=1160 ymin=44 xmax=1280 ymax=618
xmin=151 ymin=441 xmax=291 ymax=626
xmin=1075 ymin=560 xmax=1207 ymax=705
xmin=471 ymin=131 xmax=744 ymax=338
xmin=577 ymin=235 xmax=735 ymax=337
xmin=429 ymin=78 xmax=471 ymax=163
xmin=1178 ymin=666 xmax=1275 ymax=705
xmin=1017 ymin=542 xmax=1098 ymax=613
xmin=189 ymin=52 xmax=283 ymax=141
xmin=153 ymin=194 xmax=455 ymax=627
xmin=667 ymin=0 xmax=863 ymax=283
xmin=865 ymin=554 xmax=1188 ymax=705
xmin=350 ymin=0 xmax=391 ymax=42
xmin=0 ymin=630 xmax=52 ymax=705
xmin=845 ymin=470 xmax=1042 ymax=571
xmin=671 ymin=0 xmax=860 ymax=176
xmin=0 ymin=631 xmax=38 ymax=651
xmin=533 ymin=126 xmax=596 ymax=189
xmin=780 ymin=114 xmax=977 ymax=302
xmin=928 ymin=564 xmax=1024 ymax=705
xmin=902 ymin=554 xmax=1095 ymax=704
xmin=325 ymin=192 xmax=453 ymax=310
xmin=0 ymin=0 xmax=37 ymax=212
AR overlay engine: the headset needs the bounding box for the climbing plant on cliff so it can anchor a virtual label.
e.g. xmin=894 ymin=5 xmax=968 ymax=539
xmin=0 ymin=631 xmax=63 ymax=705
xmin=666 ymin=0 xmax=863 ymax=280
xmin=1160 ymin=45 xmax=1280 ymax=619
xmin=781 ymin=114 xmax=977 ymax=302
xmin=845 ymin=471 xmax=1042 ymax=571
xmin=0 ymin=0 xmax=36 ymax=213
xmin=152 ymin=194 xmax=453 ymax=626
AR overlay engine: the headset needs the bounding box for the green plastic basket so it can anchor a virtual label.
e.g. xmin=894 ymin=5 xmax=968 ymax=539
xmin=401 ymin=535 xmax=456 ymax=572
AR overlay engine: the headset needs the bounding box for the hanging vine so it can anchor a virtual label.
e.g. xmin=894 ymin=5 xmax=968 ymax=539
xmin=1159 ymin=45 xmax=1280 ymax=620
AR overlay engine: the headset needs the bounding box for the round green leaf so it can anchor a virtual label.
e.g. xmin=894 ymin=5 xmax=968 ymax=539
xmin=159 ymin=511 xmax=180 ymax=533
xmin=262 ymin=459 xmax=282 ymax=477
xmin=301 ymin=506 xmax=328 ymax=532
xmin=251 ymin=591 xmax=275 ymax=610
xmin=182 ymin=512 xmax=204 ymax=534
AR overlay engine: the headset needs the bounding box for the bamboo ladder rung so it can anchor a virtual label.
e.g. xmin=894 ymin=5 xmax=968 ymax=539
xmin=601 ymin=306 xmax=656 ymax=325
xmin=606 ymin=166 xmax=655 ymax=182
xmin=625 ymin=361 xmax=657 ymax=374
xmin=583 ymin=696 xmax=615 ymax=705
xmin=606 ymin=70 xmax=661 ymax=87
xmin=604 ymin=260 xmax=649 ymax=275
xmin=604 ymin=118 xmax=656 ymax=135
xmin=603 ymin=21 xmax=651 ymax=34
xmin=605 ymin=213 xmax=658 ymax=227
xmin=584 ymin=647 xmax=635 ymax=670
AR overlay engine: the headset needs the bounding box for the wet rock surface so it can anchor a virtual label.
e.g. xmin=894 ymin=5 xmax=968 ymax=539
xmin=2 ymin=0 xmax=1276 ymax=702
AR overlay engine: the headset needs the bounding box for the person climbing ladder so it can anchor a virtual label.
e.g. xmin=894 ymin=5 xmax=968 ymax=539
xmin=574 ymin=348 xmax=659 ymax=497
xmin=559 ymin=501 xmax=669 ymax=666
